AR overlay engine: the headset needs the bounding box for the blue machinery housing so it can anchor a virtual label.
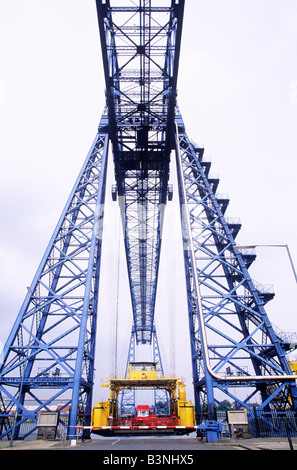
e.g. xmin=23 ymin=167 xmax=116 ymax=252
xmin=0 ymin=0 xmax=296 ymax=444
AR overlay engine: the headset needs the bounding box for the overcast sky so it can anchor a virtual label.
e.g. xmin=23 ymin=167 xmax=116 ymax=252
xmin=0 ymin=0 xmax=297 ymax=402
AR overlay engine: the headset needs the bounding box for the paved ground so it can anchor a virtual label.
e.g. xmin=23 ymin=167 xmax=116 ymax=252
xmin=0 ymin=435 xmax=296 ymax=451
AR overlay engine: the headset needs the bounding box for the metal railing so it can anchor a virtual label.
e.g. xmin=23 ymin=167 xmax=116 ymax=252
xmin=0 ymin=413 xmax=70 ymax=441
xmin=248 ymin=410 xmax=297 ymax=438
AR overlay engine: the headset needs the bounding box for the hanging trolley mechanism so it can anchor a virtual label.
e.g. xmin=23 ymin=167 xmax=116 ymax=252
xmin=75 ymin=362 xmax=196 ymax=436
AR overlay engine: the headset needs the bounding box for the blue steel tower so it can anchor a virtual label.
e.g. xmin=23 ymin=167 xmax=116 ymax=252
xmin=1 ymin=0 xmax=297 ymax=444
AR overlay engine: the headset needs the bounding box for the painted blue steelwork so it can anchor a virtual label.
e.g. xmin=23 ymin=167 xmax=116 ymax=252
xmin=119 ymin=325 xmax=136 ymax=416
xmin=0 ymin=125 xmax=109 ymax=441
xmin=119 ymin=324 xmax=169 ymax=416
xmin=96 ymin=0 xmax=184 ymax=344
xmin=1 ymin=0 xmax=297 ymax=444
xmin=152 ymin=326 xmax=170 ymax=416
xmin=174 ymin=113 xmax=297 ymax=437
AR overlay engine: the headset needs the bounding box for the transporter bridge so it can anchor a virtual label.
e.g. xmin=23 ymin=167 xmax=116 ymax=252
xmin=1 ymin=0 xmax=297 ymax=445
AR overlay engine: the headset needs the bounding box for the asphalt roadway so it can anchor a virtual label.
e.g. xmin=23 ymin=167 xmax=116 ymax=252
xmin=1 ymin=435 xmax=297 ymax=452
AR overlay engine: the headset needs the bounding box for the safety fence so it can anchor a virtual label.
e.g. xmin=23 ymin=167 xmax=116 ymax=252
xmin=0 ymin=413 xmax=70 ymax=441
xmin=217 ymin=410 xmax=297 ymax=438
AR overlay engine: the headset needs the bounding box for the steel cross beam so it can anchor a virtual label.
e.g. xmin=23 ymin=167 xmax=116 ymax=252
xmin=96 ymin=0 xmax=184 ymax=343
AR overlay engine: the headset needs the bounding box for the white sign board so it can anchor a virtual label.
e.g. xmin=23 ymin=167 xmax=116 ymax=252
xmin=227 ymin=410 xmax=248 ymax=425
xmin=37 ymin=412 xmax=59 ymax=427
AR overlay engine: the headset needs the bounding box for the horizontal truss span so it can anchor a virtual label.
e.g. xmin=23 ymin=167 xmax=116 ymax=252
xmin=97 ymin=0 xmax=184 ymax=343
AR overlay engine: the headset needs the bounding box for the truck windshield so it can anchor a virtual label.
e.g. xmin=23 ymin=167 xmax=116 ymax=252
xmin=136 ymin=410 xmax=150 ymax=417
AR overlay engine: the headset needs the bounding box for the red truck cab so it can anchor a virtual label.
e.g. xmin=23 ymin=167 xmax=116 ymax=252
xmin=135 ymin=405 xmax=151 ymax=421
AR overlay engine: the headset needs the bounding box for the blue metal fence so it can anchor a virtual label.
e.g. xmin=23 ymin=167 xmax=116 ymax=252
xmin=0 ymin=413 xmax=70 ymax=441
xmin=248 ymin=410 xmax=297 ymax=437
xmin=217 ymin=409 xmax=297 ymax=438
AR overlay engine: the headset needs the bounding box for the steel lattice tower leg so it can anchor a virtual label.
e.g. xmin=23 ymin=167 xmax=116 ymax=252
xmin=119 ymin=326 xmax=136 ymax=416
xmin=174 ymin=118 xmax=297 ymax=440
xmin=119 ymin=325 xmax=169 ymax=416
xmin=0 ymin=119 xmax=109 ymax=441
xmin=152 ymin=326 xmax=170 ymax=416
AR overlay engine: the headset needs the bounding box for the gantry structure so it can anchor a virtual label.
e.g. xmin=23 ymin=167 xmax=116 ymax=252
xmin=1 ymin=0 xmax=297 ymax=443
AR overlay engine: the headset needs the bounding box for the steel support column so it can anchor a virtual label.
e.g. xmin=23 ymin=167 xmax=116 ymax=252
xmin=0 ymin=121 xmax=109 ymax=441
xmin=174 ymin=118 xmax=297 ymax=441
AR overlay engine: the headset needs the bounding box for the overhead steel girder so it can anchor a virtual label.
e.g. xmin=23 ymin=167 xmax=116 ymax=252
xmin=120 ymin=172 xmax=164 ymax=343
xmin=0 ymin=125 xmax=109 ymax=441
xmin=96 ymin=0 xmax=185 ymax=343
xmin=96 ymin=0 xmax=184 ymax=177
xmin=174 ymin=117 xmax=297 ymax=416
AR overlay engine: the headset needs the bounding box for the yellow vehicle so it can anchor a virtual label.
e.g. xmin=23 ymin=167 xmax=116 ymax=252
xmin=289 ymin=361 xmax=297 ymax=375
xmin=91 ymin=362 xmax=196 ymax=436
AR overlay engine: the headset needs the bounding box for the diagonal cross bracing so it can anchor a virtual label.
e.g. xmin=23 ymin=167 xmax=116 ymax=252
xmin=96 ymin=0 xmax=184 ymax=343
xmin=0 ymin=130 xmax=109 ymax=439
xmin=175 ymin=118 xmax=297 ymax=416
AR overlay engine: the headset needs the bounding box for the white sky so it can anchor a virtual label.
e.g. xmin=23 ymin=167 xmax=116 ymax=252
xmin=0 ymin=0 xmax=297 ymax=403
